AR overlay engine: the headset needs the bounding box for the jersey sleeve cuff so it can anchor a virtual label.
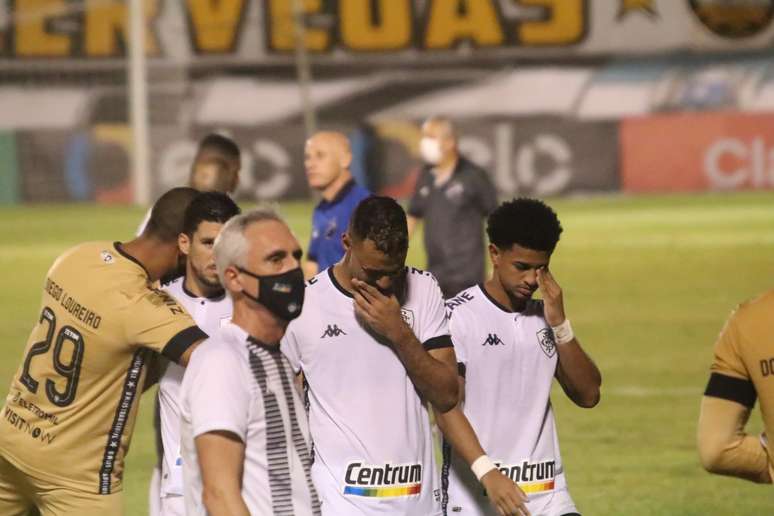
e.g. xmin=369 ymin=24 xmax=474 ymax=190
xmin=162 ymin=326 xmax=208 ymax=363
xmin=193 ymin=421 xmax=246 ymax=443
xmin=704 ymin=372 xmax=757 ymax=408
xmin=423 ymin=335 xmax=453 ymax=351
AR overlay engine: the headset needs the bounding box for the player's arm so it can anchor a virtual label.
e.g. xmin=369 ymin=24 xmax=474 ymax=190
xmin=185 ymin=345 xmax=251 ymax=513
xmin=196 ymin=430 xmax=250 ymax=516
xmin=351 ymin=278 xmax=458 ymax=412
xmin=128 ymin=288 xmax=208 ymax=367
xmin=537 ymin=268 xmax=601 ymax=408
xmin=698 ymin=386 xmax=771 ymax=483
xmin=697 ymin=308 xmax=771 ymax=483
xmin=433 ymin=368 xmax=530 ymax=516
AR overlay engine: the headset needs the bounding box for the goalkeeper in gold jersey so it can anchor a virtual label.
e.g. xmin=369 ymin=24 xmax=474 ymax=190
xmin=0 ymin=187 xmax=207 ymax=516
xmin=698 ymin=290 xmax=774 ymax=484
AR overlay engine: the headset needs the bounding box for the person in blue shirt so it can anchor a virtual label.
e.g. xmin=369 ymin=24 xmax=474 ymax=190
xmin=303 ymin=131 xmax=371 ymax=278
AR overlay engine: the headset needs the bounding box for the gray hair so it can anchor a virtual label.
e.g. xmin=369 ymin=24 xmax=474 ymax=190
xmin=213 ymin=206 xmax=284 ymax=285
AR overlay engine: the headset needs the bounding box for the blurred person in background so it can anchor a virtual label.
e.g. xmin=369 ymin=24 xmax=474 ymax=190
xmin=137 ymin=133 xmax=242 ymax=236
xmin=156 ymin=192 xmax=241 ymax=515
xmin=439 ymin=198 xmax=600 ymax=516
xmin=302 ymin=130 xmax=371 ymax=279
xmin=407 ymin=116 xmax=498 ymax=299
xmin=698 ymin=291 xmax=774 ymax=484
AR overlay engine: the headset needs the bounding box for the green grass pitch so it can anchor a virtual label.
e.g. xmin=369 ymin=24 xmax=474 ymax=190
xmin=0 ymin=192 xmax=772 ymax=514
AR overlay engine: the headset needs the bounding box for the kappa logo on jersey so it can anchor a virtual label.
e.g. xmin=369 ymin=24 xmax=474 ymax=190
xmin=537 ymin=328 xmax=556 ymax=358
xmin=400 ymin=308 xmax=415 ymax=329
xmin=343 ymin=461 xmax=422 ymax=498
xmin=100 ymin=250 xmax=115 ymax=264
xmin=493 ymin=459 xmax=556 ymax=494
xmin=321 ymin=324 xmax=347 ymax=338
xmin=482 ymin=333 xmax=504 ymax=346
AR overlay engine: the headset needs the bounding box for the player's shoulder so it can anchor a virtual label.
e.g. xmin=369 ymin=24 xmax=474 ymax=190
xmin=406 ymin=266 xmax=443 ymax=298
xmin=731 ymin=289 xmax=774 ymax=328
xmin=190 ymin=327 xmax=242 ymax=365
xmin=53 ymin=240 xmax=115 ymax=265
xmin=304 ymin=268 xmax=332 ymax=295
xmin=444 ymin=285 xmax=481 ymax=319
xmin=161 ymin=275 xmax=185 ymax=295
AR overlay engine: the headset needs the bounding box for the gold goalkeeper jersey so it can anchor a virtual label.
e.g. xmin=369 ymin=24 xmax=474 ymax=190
xmin=0 ymin=241 xmax=205 ymax=494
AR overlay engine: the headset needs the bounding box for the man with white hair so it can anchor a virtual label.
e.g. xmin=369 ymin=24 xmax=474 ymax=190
xmin=179 ymin=208 xmax=320 ymax=516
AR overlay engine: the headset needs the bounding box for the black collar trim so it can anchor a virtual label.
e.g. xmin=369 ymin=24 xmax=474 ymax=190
xmin=113 ymin=242 xmax=150 ymax=279
xmin=478 ymin=283 xmax=514 ymax=314
xmin=319 ymin=179 xmax=356 ymax=207
xmin=328 ymin=267 xmax=353 ymax=299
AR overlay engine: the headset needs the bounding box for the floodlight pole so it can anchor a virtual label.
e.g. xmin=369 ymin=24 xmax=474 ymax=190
xmin=129 ymin=0 xmax=151 ymax=206
xmin=292 ymin=0 xmax=317 ymax=139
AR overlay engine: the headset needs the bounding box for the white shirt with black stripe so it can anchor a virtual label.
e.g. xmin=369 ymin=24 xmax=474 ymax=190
xmin=443 ymin=285 xmax=578 ymax=516
xmin=281 ymin=267 xmax=452 ymax=516
xmin=180 ymin=322 xmax=321 ymax=516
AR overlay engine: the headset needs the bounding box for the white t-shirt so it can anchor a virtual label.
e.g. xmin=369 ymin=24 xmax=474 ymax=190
xmin=180 ymin=322 xmax=321 ymax=516
xmin=158 ymin=276 xmax=233 ymax=497
xmin=443 ymin=285 xmax=577 ymax=516
xmin=281 ymin=267 xmax=453 ymax=516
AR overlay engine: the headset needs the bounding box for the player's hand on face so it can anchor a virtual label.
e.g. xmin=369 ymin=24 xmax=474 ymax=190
xmin=351 ymin=278 xmax=408 ymax=343
xmin=481 ymin=470 xmax=531 ymax=516
xmin=536 ymin=267 xmax=565 ymax=328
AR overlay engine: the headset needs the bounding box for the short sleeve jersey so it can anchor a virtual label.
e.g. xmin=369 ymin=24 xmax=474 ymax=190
xmin=0 ymin=242 xmax=205 ymax=494
xmin=705 ymin=290 xmax=774 ymax=440
xmin=180 ymin=323 xmax=320 ymax=516
xmin=308 ymin=181 xmax=371 ymax=271
xmin=407 ymin=157 xmax=497 ymax=297
xmin=158 ymin=276 xmax=233 ymax=497
xmin=443 ymin=285 xmax=577 ymax=516
xmin=281 ymin=267 xmax=452 ymax=516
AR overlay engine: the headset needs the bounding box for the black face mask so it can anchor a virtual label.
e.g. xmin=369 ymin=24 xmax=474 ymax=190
xmin=237 ymin=266 xmax=305 ymax=322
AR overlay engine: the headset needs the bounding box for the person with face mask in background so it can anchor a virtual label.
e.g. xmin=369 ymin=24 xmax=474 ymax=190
xmin=407 ymin=116 xmax=498 ymax=299
xmin=179 ymin=207 xmax=320 ymax=516
xmin=303 ymin=131 xmax=371 ymax=279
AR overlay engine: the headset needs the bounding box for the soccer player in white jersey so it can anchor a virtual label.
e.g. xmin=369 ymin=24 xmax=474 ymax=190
xmin=281 ymin=196 xmax=460 ymax=515
xmin=437 ymin=198 xmax=602 ymax=516
xmin=156 ymin=192 xmax=241 ymax=515
xmin=180 ymin=208 xmax=320 ymax=515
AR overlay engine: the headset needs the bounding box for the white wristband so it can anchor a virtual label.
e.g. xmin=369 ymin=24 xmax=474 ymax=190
xmin=471 ymin=455 xmax=497 ymax=481
xmin=551 ymin=319 xmax=574 ymax=345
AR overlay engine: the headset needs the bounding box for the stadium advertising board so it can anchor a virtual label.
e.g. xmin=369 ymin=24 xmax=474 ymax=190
xmin=2 ymin=0 xmax=774 ymax=64
xmin=621 ymin=112 xmax=774 ymax=192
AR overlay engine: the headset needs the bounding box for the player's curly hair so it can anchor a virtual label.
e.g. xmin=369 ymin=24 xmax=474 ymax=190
xmin=349 ymin=196 xmax=408 ymax=258
xmin=182 ymin=191 xmax=241 ymax=236
xmin=487 ymin=197 xmax=563 ymax=253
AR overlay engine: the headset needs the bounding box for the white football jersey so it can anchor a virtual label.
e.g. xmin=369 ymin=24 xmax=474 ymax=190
xmin=443 ymin=285 xmax=577 ymax=516
xmin=180 ymin=322 xmax=321 ymax=515
xmin=159 ymin=277 xmax=232 ymax=497
xmin=281 ymin=267 xmax=453 ymax=516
